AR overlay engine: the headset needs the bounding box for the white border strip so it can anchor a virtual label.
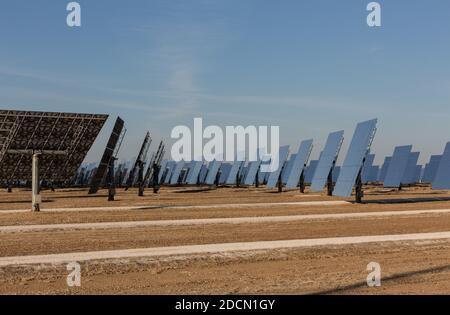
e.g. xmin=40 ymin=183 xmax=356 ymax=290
xmin=1 ymin=231 xmax=450 ymax=267
xmin=1 ymin=208 xmax=450 ymax=233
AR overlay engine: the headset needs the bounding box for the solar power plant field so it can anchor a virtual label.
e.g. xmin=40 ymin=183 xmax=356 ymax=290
xmin=1 ymin=110 xmax=450 ymax=295
xmin=2 ymin=185 xmax=450 ymax=295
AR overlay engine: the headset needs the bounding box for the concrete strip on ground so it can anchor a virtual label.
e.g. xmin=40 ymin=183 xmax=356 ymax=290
xmin=0 ymin=200 xmax=350 ymax=214
xmin=1 ymin=231 xmax=450 ymax=267
xmin=2 ymin=208 xmax=450 ymax=233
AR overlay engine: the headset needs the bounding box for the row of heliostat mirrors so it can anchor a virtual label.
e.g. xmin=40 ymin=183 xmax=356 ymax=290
xmin=156 ymin=118 xmax=450 ymax=195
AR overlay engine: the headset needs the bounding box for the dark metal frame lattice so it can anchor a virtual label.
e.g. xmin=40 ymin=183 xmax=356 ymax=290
xmin=0 ymin=110 xmax=108 ymax=184
xmin=88 ymin=117 xmax=125 ymax=193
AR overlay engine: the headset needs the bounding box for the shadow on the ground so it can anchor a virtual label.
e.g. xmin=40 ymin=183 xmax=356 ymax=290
xmin=49 ymin=194 xmax=110 ymax=200
xmin=0 ymin=199 xmax=55 ymax=204
xmin=132 ymin=205 xmax=167 ymax=210
xmin=309 ymin=264 xmax=450 ymax=295
xmin=357 ymin=196 xmax=450 ymax=205
xmin=368 ymin=190 xmax=446 ymax=196
xmin=173 ymin=188 xmax=215 ymax=193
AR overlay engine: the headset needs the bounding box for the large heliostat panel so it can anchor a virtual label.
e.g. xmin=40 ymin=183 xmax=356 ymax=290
xmin=225 ymin=161 xmax=244 ymax=185
xmin=143 ymin=140 xmax=165 ymax=187
xmin=383 ymin=145 xmax=413 ymax=188
xmin=199 ymin=164 xmax=208 ymax=183
xmin=244 ymin=160 xmax=262 ymax=185
xmin=422 ymin=155 xmax=442 ymax=183
xmin=186 ymin=161 xmax=203 ymax=184
xmin=125 ymin=132 xmax=152 ymax=188
xmin=89 ymin=117 xmax=125 ymax=194
xmin=163 ymin=161 xmax=176 ymax=184
xmin=361 ymin=154 xmax=375 ymax=184
xmin=157 ymin=160 xmax=168 ymax=183
xmin=205 ymin=160 xmax=222 ymax=185
xmin=368 ymin=165 xmax=380 ymax=182
xmin=263 ymin=170 xmax=271 ymax=183
xmin=304 ymin=160 xmax=319 ymax=184
xmin=401 ymin=152 xmax=420 ymax=185
xmin=285 ymin=140 xmax=313 ymax=189
xmin=432 ymin=142 xmax=450 ymax=189
xmin=239 ymin=165 xmax=248 ymax=182
xmin=266 ymin=145 xmax=290 ymax=188
xmin=332 ymin=166 xmax=341 ymax=183
xmin=333 ymin=119 xmax=377 ymax=197
xmin=179 ymin=162 xmax=192 ymax=184
xmin=169 ymin=161 xmax=185 ymax=185
xmin=310 ymin=130 xmax=344 ymax=192
xmin=0 ymin=109 xmax=107 ymax=183
xmin=219 ymin=163 xmax=232 ymax=184
xmin=378 ymin=156 xmax=392 ymax=183
xmin=281 ymin=154 xmax=296 ymax=184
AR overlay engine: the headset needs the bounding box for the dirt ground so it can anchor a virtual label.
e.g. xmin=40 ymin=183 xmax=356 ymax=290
xmin=1 ymin=185 xmax=450 ymax=294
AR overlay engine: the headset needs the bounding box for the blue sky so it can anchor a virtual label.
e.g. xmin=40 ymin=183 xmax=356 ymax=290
xmin=1 ymin=0 xmax=449 ymax=165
